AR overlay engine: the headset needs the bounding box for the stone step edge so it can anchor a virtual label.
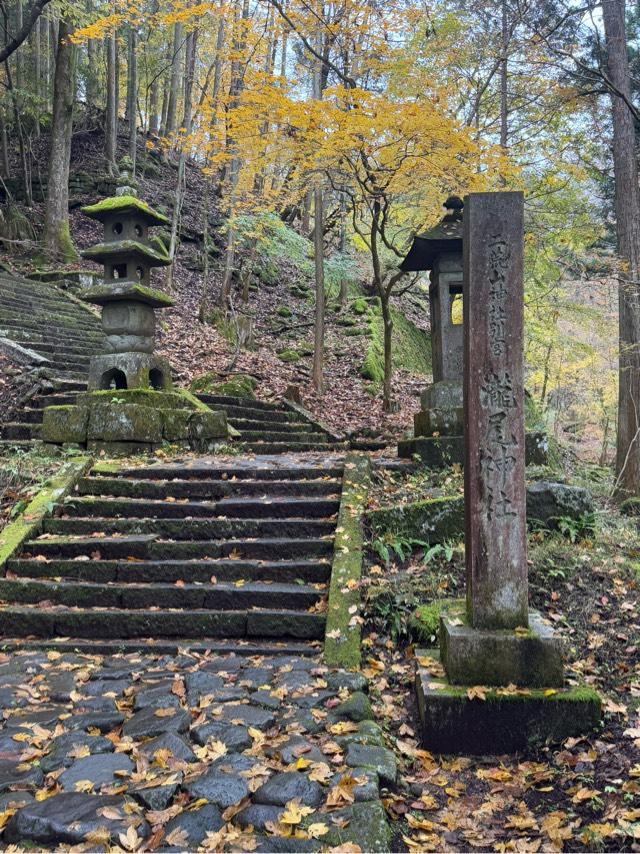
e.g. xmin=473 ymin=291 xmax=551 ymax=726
xmin=0 ymin=637 xmax=321 ymax=655
xmin=0 ymin=456 xmax=94 ymax=573
xmin=324 ymin=452 xmax=372 ymax=670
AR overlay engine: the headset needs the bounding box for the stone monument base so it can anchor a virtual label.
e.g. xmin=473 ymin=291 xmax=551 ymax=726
xmin=398 ymin=432 xmax=549 ymax=468
xmin=415 ymin=651 xmax=601 ymax=754
xmin=42 ymin=389 xmax=228 ymax=455
xmin=441 ymin=609 xmax=563 ymax=687
xmin=414 ymin=380 xmax=463 ymax=437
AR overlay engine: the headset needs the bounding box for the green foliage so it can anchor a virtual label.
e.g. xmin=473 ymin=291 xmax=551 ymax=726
xmin=351 ymin=298 xmax=368 ymax=315
xmin=408 ymin=598 xmax=460 ymax=645
xmin=276 ymin=305 xmax=293 ymax=318
xmin=232 ymin=213 xmax=357 ymax=298
xmin=360 ymin=305 xmax=431 ymax=385
xmin=0 ymin=201 xmax=36 ymax=248
xmin=277 ymin=348 xmax=300 ymax=363
xmin=555 ymin=512 xmax=597 ymax=543
xmin=190 ymin=373 xmax=258 ymax=399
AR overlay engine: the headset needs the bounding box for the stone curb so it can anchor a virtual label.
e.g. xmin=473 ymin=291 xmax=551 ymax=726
xmin=324 ymin=453 xmax=371 ymax=669
xmin=0 ymin=456 xmax=94 ymax=572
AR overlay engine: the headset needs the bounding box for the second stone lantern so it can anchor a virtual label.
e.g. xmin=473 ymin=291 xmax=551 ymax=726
xmin=80 ymin=195 xmax=174 ymax=392
xmin=398 ymin=196 xmax=465 ymax=464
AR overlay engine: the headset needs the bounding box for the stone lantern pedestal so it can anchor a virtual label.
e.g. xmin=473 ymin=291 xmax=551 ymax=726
xmin=41 ymin=194 xmax=229 ymax=454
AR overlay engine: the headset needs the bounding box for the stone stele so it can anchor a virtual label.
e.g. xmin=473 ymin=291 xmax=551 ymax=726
xmin=415 ymin=192 xmax=601 ymax=753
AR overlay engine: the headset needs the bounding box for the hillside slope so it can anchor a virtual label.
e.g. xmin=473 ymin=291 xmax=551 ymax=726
xmin=1 ymin=123 xmax=432 ymax=438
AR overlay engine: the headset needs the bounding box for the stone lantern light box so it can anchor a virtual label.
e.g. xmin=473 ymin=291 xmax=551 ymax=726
xmin=80 ymin=195 xmax=174 ymax=392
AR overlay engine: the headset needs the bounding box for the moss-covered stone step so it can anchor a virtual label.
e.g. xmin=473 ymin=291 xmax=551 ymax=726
xmin=7 ymin=557 xmax=332 ymax=584
xmin=24 ymin=534 xmax=333 ymax=561
xmin=0 ymin=606 xmax=326 ymax=640
xmin=238 ymin=430 xmax=335 ymax=444
xmin=0 ymin=423 xmax=40 ymax=440
xmin=0 ymin=308 xmax=98 ymax=329
xmin=0 ymin=290 xmax=99 ymax=312
xmin=96 ymin=462 xmax=345 ymax=481
xmin=10 ymin=340 xmax=98 ymax=358
xmin=213 ymin=405 xmax=301 ymax=424
xmin=241 ymin=441 xmax=345 ymax=453
xmin=230 ymin=419 xmax=327 ymax=434
xmin=10 ymin=329 xmax=104 ymax=346
xmin=43 ymin=517 xmax=337 ymax=539
xmin=62 ymin=496 xmax=341 ymax=519
xmin=76 ymin=476 xmax=342 ymax=500
xmin=35 ymin=394 xmax=82 ymax=409
xmin=197 ymin=395 xmax=287 ymax=412
xmin=0 ymin=578 xmax=323 ymax=611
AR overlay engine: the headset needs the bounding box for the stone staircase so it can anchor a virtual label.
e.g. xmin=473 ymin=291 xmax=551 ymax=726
xmin=0 ymin=272 xmax=105 ymax=443
xmin=196 ymin=394 xmax=346 ymax=453
xmin=0 ymin=454 xmax=344 ymax=653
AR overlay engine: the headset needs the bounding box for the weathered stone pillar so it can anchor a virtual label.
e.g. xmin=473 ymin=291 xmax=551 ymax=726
xmin=463 ymin=191 xmax=528 ymax=630
xmin=414 ymin=192 xmax=601 ymax=753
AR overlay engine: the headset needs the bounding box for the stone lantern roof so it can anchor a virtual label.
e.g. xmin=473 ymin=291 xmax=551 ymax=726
xmin=400 ymin=196 xmax=464 ymax=272
xmin=81 ymin=195 xmax=170 ymax=227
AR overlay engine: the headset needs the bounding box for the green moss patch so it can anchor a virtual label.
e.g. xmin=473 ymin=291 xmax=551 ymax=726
xmin=408 ymin=598 xmax=462 ymax=646
xmin=0 ymin=458 xmax=92 ymax=570
xmin=360 ymin=305 xmax=431 ymax=385
xmin=367 ymin=495 xmax=464 ymax=544
xmin=82 ymin=195 xmax=169 ymax=225
xmin=277 ymin=349 xmax=300 ymax=363
xmin=324 ymin=454 xmax=371 ymax=669
xmin=190 ymin=373 xmax=258 ymax=399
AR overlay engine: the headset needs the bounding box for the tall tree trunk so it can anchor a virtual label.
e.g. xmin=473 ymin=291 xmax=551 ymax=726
xmin=105 ymin=22 xmax=118 ymax=174
xmin=43 ymin=18 xmax=76 ymax=260
xmin=311 ymin=14 xmax=325 ymax=393
xmin=0 ymin=111 xmax=10 ymax=177
xmin=126 ymin=25 xmax=137 ymax=170
xmin=86 ymin=38 xmax=98 ymax=109
xmin=499 ymin=0 xmax=508 ymax=150
xmin=602 ymin=0 xmax=640 ymax=498
xmin=165 ymin=21 xmax=183 ymax=137
xmin=219 ymin=0 xmax=249 ymax=308
xmin=167 ymin=27 xmax=197 ymax=287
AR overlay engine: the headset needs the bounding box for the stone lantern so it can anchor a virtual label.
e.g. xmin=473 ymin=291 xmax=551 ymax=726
xmin=41 ymin=192 xmax=230 ymax=453
xmin=80 ymin=194 xmax=174 ymax=391
xmin=401 ymin=196 xmax=464 ymax=440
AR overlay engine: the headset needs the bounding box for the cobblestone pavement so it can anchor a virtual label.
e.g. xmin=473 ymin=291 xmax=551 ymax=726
xmin=0 ymin=649 xmax=394 ymax=851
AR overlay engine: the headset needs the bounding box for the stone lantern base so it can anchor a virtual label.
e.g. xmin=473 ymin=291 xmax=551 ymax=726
xmin=88 ymin=353 xmax=173 ymax=393
xmin=41 ymin=389 xmax=229 ymax=455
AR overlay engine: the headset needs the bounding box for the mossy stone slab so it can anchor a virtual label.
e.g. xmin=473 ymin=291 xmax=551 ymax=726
xmin=42 ymin=405 xmax=89 ymax=444
xmin=77 ymin=390 xmax=190 ymax=411
xmin=398 ymin=433 xmax=549 ymax=468
xmin=441 ymin=609 xmax=564 ymax=688
xmin=88 ymin=403 xmax=162 ymax=443
xmin=416 ymin=652 xmax=602 ymax=754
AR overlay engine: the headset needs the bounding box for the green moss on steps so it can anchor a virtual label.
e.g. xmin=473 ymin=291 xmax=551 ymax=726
xmin=324 ymin=454 xmax=371 ymax=669
xmin=351 ymin=298 xmax=368 ymax=315
xmin=0 ymin=458 xmax=92 ymax=570
xmin=276 ymin=305 xmax=293 ymax=318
